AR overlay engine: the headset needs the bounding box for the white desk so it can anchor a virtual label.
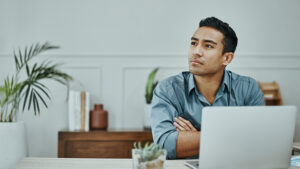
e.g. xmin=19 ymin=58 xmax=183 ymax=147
xmin=13 ymin=157 xmax=300 ymax=169
xmin=12 ymin=158 xmax=187 ymax=169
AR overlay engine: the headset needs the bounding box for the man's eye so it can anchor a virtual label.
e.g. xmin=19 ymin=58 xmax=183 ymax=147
xmin=191 ymin=42 xmax=196 ymax=46
xmin=205 ymin=44 xmax=214 ymax=48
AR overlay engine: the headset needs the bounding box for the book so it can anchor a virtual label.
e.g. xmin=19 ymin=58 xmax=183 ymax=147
xmin=68 ymin=90 xmax=90 ymax=131
xmin=291 ymin=155 xmax=300 ymax=166
xmin=80 ymin=91 xmax=85 ymax=131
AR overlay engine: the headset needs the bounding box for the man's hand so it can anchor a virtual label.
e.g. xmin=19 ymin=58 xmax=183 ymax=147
xmin=173 ymin=116 xmax=197 ymax=131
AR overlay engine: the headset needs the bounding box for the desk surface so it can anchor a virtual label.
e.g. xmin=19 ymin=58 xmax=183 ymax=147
xmin=13 ymin=157 xmax=300 ymax=169
xmin=13 ymin=158 xmax=187 ymax=169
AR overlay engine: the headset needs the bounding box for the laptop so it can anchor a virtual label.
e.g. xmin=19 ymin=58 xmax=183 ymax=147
xmin=185 ymin=106 xmax=297 ymax=169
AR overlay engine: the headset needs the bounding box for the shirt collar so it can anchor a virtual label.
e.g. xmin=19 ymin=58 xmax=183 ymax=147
xmin=222 ymin=69 xmax=230 ymax=92
xmin=188 ymin=73 xmax=196 ymax=95
xmin=188 ymin=70 xmax=230 ymax=95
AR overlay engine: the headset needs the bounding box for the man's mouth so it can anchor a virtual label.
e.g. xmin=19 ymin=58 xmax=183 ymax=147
xmin=189 ymin=58 xmax=204 ymax=65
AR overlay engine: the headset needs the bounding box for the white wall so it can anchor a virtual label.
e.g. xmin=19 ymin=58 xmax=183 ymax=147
xmin=0 ymin=0 xmax=300 ymax=157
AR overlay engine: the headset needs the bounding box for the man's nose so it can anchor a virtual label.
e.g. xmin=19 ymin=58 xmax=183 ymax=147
xmin=193 ymin=45 xmax=203 ymax=57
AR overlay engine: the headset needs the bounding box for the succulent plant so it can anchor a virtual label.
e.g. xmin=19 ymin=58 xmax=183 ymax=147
xmin=133 ymin=142 xmax=164 ymax=162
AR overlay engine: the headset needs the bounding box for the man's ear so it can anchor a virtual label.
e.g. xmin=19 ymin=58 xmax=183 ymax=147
xmin=222 ymin=52 xmax=234 ymax=66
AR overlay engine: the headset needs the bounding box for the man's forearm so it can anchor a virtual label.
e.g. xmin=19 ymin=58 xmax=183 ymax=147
xmin=176 ymin=131 xmax=200 ymax=158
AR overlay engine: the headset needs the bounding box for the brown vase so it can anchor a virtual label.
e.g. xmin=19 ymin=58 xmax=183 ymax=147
xmin=90 ymin=104 xmax=108 ymax=130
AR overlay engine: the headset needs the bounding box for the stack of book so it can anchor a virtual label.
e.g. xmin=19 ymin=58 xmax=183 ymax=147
xmin=291 ymin=156 xmax=300 ymax=167
xmin=68 ymin=90 xmax=90 ymax=131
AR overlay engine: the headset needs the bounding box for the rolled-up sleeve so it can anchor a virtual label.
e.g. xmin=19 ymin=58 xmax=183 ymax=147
xmin=151 ymin=81 xmax=179 ymax=159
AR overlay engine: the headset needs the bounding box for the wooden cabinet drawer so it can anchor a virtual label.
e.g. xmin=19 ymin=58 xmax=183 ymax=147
xmin=65 ymin=141 xmax=133 ymax=158
xmin=58 ymin=130 xmax=153 ymax=158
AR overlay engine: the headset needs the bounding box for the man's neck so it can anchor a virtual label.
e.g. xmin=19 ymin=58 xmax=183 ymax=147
xmin=193 ymin=70 xmax=224 ymax=104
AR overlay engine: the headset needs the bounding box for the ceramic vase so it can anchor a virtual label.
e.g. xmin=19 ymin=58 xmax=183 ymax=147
xmin=144 ymin=104 xmax=152 ymax=130
xmin=90 ymin=104 xmax=108 ymax=129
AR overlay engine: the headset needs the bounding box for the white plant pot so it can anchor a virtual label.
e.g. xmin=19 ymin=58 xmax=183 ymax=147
xmin=144 ymin=104 xmax=152 ymax=130
xmin=0 ymin=121 xmax=28 ymax=169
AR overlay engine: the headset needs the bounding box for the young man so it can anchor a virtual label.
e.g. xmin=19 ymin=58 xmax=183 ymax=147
xmin=151 ymin=17 xmax=264 ymax=159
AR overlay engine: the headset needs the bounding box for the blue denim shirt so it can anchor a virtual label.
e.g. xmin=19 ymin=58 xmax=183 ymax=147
xmin=150 ymin=70 xmax=265 ymax=159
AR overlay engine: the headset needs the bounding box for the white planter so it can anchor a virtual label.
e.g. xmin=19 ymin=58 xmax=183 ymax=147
xmin=144 ymin=104 xmax=152 ymax=130
xmin=0 ymin=121 xmax=28 ymax=169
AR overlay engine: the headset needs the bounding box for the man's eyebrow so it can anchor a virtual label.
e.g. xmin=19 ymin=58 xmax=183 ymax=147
xmin=191 ymin=37 xmax=198 ymax=41
xmin=191 ymin=37 xmax=217 ymax=45
xmin=203 ymin=39 xmax=217 ymax=45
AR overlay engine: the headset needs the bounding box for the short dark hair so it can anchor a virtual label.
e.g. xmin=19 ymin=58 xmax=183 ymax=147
xmin=199 ymin=17 xmax=238 ymax=54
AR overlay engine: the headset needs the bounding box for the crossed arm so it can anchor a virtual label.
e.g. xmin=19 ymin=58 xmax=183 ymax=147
xmin=173 ymin=117 xmax=201 ymax=158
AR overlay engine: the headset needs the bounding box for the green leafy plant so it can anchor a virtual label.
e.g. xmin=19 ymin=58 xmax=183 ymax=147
xmin=0 ymin=42 xmax=72 ymax=122
xmin=145 ymin=68 xmax=159 ymax=104
xmin=133 ymin=142 xmax=164 ymax=162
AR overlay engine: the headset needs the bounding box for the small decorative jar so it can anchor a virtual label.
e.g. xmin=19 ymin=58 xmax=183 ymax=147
xmin=90 ymin=104 xmax=108 ymax=130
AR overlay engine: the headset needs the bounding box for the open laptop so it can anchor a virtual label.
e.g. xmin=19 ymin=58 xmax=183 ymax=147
xmin=185 ymin=106 xmax=297 ymax=169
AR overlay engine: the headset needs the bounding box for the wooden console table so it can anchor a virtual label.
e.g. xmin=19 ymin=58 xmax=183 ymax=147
xmin=58 ymin=130 xmax=152 ymax=158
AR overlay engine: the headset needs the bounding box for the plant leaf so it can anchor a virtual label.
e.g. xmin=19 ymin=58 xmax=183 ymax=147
xmin=27 ymin=88 xmax=34 ymax=111
xmin=8 ymin=42 xmax=72 ymax=119
xmin=27 ymin=44 xmax=34 ymax=60
xmin=32 ymin=93 xmax=37 ymax=115
xmin=25 ymin=64 xmax=30 ymax=76
xmin=14 ymin=52 xmax=20 ymax=71
xmin=24 ymin=46 xmax=28 ymax=61
xmin=18 ymin=48 xmax=23 ymax=67
xmin=145 ymin=68 xmax=159 ymax=104
xmin=33 ymin=93 xmax=40 ymax=115
xmin=33 ymin=83 xmax=51 ymax=100
xmin=33 ymin=88 xmax=48 ymax=108
xmin=22 ymin=85 xmax=31 ymax=111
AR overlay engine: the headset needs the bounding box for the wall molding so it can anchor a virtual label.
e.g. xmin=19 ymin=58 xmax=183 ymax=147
xmin=119 ymin=64 xmax=300 ymax=70
xmin=63 ymin=65 xmax=103 ymax=101
xmin=0 ymin=53 xmax=300 ymax=58
xmin=229 ymin=66 xmax=300 ymax=70
xmin=121 ymin=66 xmax=187 ymax=128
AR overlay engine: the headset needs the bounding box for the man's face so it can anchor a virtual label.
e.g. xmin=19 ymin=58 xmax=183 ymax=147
xmin=188 ymin=26 xmax=226 ymax=76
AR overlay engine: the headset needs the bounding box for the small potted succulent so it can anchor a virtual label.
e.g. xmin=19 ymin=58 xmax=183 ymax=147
xmin=132 ymin=142 xmax=166 ymax=169
xmin=144 ymin=68 xmax=159 ymax=130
